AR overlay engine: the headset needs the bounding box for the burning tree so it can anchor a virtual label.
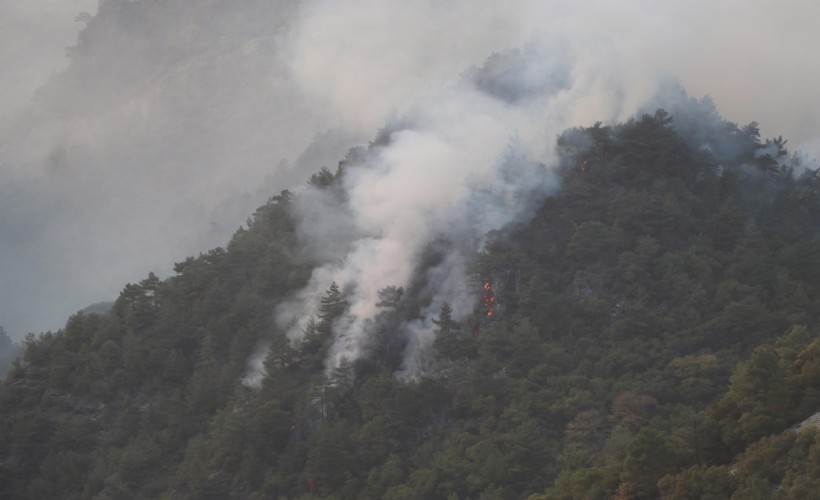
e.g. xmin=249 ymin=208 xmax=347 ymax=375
xmin=483 ymin=281 xmax=497 ymax=318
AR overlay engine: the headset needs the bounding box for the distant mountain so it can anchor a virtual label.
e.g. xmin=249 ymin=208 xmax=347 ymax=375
xmin=1 ymin=101 xmax=819 ymax=498
xmin=0 ymin=0 xmax=361 ymax=338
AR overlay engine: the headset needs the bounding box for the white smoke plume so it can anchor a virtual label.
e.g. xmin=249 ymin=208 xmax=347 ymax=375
xmin=268 ymin=31 xmax=651 ymax=381
xmin=256 ymin=0 xmax=820 ymax=382
xmin=2 ymin=0 xmax=819 ymax=343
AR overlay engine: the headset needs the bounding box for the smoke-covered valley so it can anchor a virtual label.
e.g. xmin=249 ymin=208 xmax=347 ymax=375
xmin=2 ymin=0 xmax=819 ymax=346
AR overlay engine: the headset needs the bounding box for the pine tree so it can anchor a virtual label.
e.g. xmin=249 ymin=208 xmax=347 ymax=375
xmin=432 ymin=303 xmax=463 ymax=361
xmin=318 ymin=282 xmax=346 ymax=330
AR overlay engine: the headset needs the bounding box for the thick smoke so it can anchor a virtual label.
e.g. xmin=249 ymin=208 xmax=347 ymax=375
xmin=0 ymin=1 xmax=360 ymax=337
xmin=0 ymin=1 xmax=97 ymax=133
xmin=3 ymin=0 xmax=819 ymax=341
xmin=266 ymin=38 xmax=646 ymax=382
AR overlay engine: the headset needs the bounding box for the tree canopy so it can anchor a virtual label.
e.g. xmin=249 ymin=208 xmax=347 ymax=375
xmin=3 ymin=107 xmax=820 ymax=499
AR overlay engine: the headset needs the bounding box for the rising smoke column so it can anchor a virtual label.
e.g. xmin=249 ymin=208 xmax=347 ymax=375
xmin=256 ymin=39 xmax=657 ymax=384
xmin=7 ymin=0 xmax=817 ymax=340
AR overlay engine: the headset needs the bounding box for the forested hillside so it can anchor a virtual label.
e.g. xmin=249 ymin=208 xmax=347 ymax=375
xmin=2 ymin=105 xmax=820 ymax=499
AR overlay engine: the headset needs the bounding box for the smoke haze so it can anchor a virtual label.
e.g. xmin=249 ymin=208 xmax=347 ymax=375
xmin=1 ymin=0 xmax=818 ymax=341
xmin=0 ymin=1 xmax=97 ymax=132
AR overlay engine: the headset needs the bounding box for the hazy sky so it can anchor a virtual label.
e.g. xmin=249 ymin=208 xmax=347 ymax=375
xmin=0 ymin=1 xmax=97 ymax=131
xmin=1 ymin=0 xmax=819 ymax=340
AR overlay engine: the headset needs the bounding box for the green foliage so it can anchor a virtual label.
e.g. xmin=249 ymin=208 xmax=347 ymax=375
xmin=4 ymin=109 xmax=820 ymax=499
xmin=657 ymin=465 xmax=735 ymax=500
xmin=433 ymin=302 xmax=475 ymax=361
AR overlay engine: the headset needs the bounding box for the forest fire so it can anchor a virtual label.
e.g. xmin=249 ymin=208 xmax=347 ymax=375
xmin=483 ymin=281 xmax=497 ymax=317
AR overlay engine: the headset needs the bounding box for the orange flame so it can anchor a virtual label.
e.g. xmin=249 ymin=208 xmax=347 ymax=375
xmin=483 ymin=281 xmax=497 ymax=318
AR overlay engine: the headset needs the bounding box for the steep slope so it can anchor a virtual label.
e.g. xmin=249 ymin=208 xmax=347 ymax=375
xmin=2 ymin=107 xmax=820 ymax=499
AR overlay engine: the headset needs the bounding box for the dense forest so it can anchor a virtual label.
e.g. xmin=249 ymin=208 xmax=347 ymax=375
xmin=2 ymin=101 xmax=820 ymax=499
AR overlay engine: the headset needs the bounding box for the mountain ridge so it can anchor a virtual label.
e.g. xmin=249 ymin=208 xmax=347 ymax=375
xmin=2 ymin=103 xmax=820 ymax=498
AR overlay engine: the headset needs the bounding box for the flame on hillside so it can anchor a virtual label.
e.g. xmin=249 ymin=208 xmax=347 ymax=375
xmin=483 ymin=281 xmax=497 ymax=317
